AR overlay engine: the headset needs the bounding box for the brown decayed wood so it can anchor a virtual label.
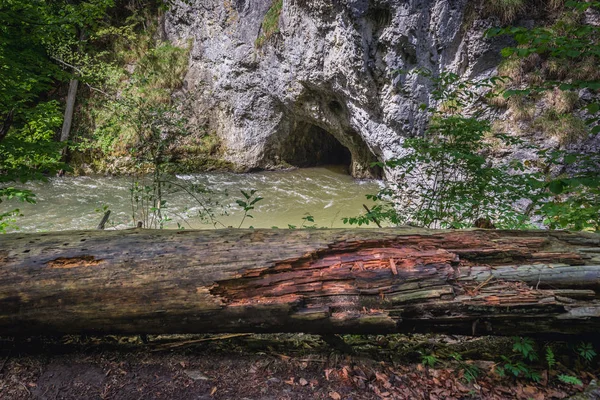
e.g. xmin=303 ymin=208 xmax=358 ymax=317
xmin=0 ymin=228 xmax=599 ymax=336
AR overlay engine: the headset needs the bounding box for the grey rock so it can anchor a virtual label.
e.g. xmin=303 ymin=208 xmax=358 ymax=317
xmin=566 ymin=380 xmax=600 ymax=400
xmin=164 ymin=0 xmax=596 ymax=178
xmin=183 ymin=369 xmax=211 ymax=381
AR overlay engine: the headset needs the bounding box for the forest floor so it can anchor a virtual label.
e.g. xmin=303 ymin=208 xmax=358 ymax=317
xmin=0 ymin=334 xmax=597 ymax=400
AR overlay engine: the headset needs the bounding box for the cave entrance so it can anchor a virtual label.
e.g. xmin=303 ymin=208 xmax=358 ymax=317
xmin=281 ymin=123 xmax=352 ymax=169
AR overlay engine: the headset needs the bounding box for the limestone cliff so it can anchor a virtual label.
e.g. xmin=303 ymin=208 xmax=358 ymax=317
xmin=163 ymin=1 xmax=531 ymax=177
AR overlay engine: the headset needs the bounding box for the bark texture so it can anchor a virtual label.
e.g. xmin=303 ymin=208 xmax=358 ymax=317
xmin=1 ymin=228 xmax=599 ymax=337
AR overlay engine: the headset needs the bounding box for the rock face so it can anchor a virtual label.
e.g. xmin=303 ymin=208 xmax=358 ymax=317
xmin=164 ymin=0 xmax=507 ymax=177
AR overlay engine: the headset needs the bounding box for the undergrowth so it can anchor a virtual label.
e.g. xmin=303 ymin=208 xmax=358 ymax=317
xmin=71 ymin=6 xmax=224 ymax=174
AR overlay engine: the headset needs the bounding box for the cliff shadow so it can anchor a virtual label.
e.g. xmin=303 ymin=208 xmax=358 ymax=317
xmin=270 ymin=119 xmax=382 ymax=179
xmin=279 ymin=122 xmax=352 ymax=169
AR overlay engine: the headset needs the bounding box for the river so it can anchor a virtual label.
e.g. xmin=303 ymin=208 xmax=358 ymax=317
xmin=1 ymin=166 xmax=384 ymax=232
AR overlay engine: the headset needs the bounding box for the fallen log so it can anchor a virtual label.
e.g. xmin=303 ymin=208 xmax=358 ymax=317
xmin=0 ymin=228 xmax=599 ymax=337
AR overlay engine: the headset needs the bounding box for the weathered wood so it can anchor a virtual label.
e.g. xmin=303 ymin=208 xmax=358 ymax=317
xmin=0 ymin=228 xmax=599 ymax=337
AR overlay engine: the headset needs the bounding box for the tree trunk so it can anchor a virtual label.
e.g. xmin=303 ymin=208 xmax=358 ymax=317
xmin=0 ymin=109 xmax=14 ymax=143
xmin=60 ymin=78 xmax=79 ymax=148
xmin=0 ymin=228 xmax=599 ymax=337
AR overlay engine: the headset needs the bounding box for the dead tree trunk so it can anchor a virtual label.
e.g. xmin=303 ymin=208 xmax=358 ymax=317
xmin=60 ymin=78 xmax=79 ymax=144
xmin=0 ymin=228 xmax=599 ymax=337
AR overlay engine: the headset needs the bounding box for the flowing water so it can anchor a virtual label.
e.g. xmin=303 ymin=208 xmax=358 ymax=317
xmin=1 ymin=166 xmax=384 ymax=232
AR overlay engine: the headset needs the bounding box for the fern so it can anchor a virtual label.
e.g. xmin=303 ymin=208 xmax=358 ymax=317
xmin=558 ymin=375 xmax=583 ymax=386
xmin=449 ymin=353 xmax=479 ymax=383
xmin=497 ymin=356 xmax=540 ymax=382
xmin=545 ymin=346 xmax=556 ymax=370
xmin=421 ymin=354 xmax=438 ymax=367
xmin=576 ymin=342 xmax=597 ymax=362
xmin=513 ymin=337 xmax=538 ymax=362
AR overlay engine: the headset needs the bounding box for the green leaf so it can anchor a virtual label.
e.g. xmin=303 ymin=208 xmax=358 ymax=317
xmin=558 ymin=375 xmax=583 ymax=386
xmin=548 ymin=180 xmax=567 ymax=195
xmin=564 ymin=154 xmax=578 ymax=164
xmin=587 ymin=103 xmax=600 ymax=114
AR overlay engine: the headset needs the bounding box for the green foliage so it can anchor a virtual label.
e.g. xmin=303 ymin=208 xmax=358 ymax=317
xmin=256 ymin=0 xmax=283 ymax=48
xmin=421 ymin=354 xmax=439 ymax=368
xmin=0 ymin=209 xmax=22 ymax=234
xmin=346 ymin=70 xmax=535 ymax=229
xmin=0 ymin=101 xmax=65 ymax=179
xmin=496 ymin=337 xmax=542 ymax=382
xmin=534 ymin=151 xmax=600 ymax=231
xmin=0 ymin=1 xmax=61 ymax=131
xmin=0 ymin=0 xmax=117 ymax=134
xmin=497 ymin=356 xmax=542 ymax=382
xmin=351 ymin=0 xmax=600 ymax=233
xmin=449 ymin=353 xmax=480 ymax=383
xmin=136 ymin=43 xmax=190 ymax=91
xmin=558 ymin=374 xmax=583 ymax=386
xmin=300 ymin=214 xmax=318 ymax=229
xmin=235 ymin=190 xmax=264 ymax=228
xmin=545 ymin=346 xmax=556 ymax=370
xmin=0 ymin=188 xmax=35 ymax=233
xmin=512 ymin=337 xmax=538 ymax=362
xmin=73 ymin=7 xmax=198 ymax=168
xmin=576 ymin=342 xmax=596 ymax=362
xmin=0 ymin=0 xmax=117 ymax=230
xmin=0 ymin=100 xmax=68 ymax=229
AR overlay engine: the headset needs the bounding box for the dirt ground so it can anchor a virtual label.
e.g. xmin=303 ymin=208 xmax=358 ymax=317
xmin=0 ymin=334 xmax=596 ymax=400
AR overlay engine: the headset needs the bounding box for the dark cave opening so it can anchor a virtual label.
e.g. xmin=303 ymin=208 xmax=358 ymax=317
xmin=281 ymin=124 xmax=352 ymax=169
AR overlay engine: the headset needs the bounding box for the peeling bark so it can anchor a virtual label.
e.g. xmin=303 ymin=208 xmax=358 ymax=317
xmin=0 ymin=228 xmax=599 ymax=337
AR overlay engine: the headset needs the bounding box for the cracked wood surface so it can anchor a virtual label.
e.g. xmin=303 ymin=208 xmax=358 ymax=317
xmin=0 ymin=228 xmax=599 ymax=336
